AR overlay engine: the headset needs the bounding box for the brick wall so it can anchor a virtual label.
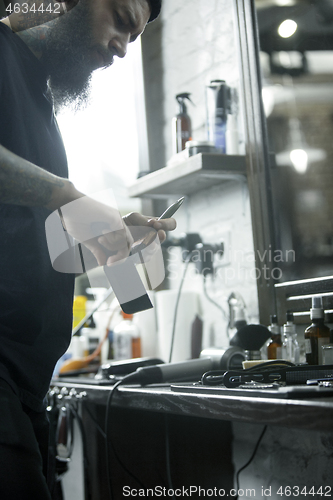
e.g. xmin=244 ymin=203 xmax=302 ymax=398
xmin=141 ymin=0 xmax=259 ymax=350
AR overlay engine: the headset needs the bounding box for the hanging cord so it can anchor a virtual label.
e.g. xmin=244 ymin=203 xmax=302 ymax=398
xmin=169 ymin=252 xmax=193 ymax=363
xmin=226 ymin=292 xmax=247 ymax=340
xmin=72 ymin=288 xmax=115 ymax=336
xmin=235 ymin=425 xmax=268 ymax=499
xmin=84 ymin=405 xmax=106 ymax=439
xmin=104 ymin=374 xmax=146 ymax=500
xmin=203 ymin=275 xmax=227 ymax=320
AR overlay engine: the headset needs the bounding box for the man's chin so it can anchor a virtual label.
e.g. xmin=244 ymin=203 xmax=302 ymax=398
xmin=49 ymin=76 xmax=92 ymax=113
xmin=91 ymin=50 xmax=105 ymax=70
xmin=89 ymin=49 xmax=114 ymax=72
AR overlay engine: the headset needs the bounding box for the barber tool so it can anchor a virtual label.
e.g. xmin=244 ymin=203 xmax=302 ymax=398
xmin=159 ymin=196 xmax=185 ymax=219
xmin=230 ymin=324 xmax=271 ymax=351
xmin=222 ymin=362 xmax=333 ymax=388
xmin=103 ymin=197 xmax=185 ymax=313
xmin=46 ymin=197 xmax=185 ymax=316
xmin=116 ymin=347 xmax=245 ymax=385
xmin=130 ymin=197 xmax=185 ymax=255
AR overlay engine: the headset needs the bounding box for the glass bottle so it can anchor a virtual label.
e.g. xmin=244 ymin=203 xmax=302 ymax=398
xmin=304 ymin=296 xmax=330 ymax=365
xmin=267 ymin=314 xmax=282 ymax=360
xmin=322 ymin=329 xmax=333 ymax=365
xmin=282 ymin=312 xmax=300 ymax=364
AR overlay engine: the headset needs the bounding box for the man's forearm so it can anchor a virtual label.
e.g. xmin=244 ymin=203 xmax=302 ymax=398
xmin=0 ymin=144 xmax=82 ymax=211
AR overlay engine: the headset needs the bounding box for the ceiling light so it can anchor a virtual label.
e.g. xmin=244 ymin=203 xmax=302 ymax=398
xmin=278 ymin=19 xmax=298 ymax=38
xmin=275 ymin=118 xmax=327 ymax=174
xmin=289 ymin=149 xmax=308 ymax=174
xmin=262 ymin=87 xmax=275 ymax=117
xmin=275 ymin=0 xmax=296 ymax=6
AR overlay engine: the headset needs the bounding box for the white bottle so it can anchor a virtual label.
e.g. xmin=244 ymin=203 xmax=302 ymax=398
xmin=282 ymin=312 xmax=300 ymax=363
xmin=113 ymin=312 xmax=141 ymax=361
xmin=226 ymin=114 xmax=239 ymax=155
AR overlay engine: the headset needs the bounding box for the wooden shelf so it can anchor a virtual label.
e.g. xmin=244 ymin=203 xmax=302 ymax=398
xmin=128 ymin=153 xmax=247 ymax=199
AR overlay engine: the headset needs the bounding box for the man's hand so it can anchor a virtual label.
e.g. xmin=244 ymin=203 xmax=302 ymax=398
xmin=123 ymin=211 xmax=177 ymax=245
xmin=96 ymin=211 xmax=177 ymax=266
xmin=58 ymin=196 xmax=134 ymax=267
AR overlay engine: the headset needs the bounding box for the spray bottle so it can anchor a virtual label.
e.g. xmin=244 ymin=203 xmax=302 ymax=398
xmin=172 ymin=92 xmax=193 ymax=154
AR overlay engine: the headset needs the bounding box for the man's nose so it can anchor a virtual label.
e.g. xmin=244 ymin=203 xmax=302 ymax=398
xmin=109 ymin=33 xmax=130 ymax=58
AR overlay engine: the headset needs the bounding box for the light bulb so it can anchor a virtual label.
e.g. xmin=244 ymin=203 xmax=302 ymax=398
xmin=290 ymin=149 xmax=308 ymax=174
xmin=278 ymin=19 xmax=298 ymax=38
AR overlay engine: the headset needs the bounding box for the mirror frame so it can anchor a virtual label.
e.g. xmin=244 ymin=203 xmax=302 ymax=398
xmin=235 ymin=0 xmax=333 ymax=325
xmin=234 ymin=0 xmax=277 ymax=324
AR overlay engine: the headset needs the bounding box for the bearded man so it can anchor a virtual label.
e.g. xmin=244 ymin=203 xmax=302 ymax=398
xmin=0 ymin=1 xmax=175 ymax=498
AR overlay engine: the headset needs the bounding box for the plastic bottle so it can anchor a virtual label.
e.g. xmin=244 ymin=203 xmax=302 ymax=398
xmin=267 ymin=314 xmax=282 ymax=360
xmin=72 ymin=295 xmax=87 ymax=329
xmin=113 ymin=312 xmax=142 ymax=361
xmin=107 ymin=328 xmax=114 ymax=360
xmin=81 ymin=326 xmax=101 ymax=366
xmin=172 ymin=93 xmax=193 ymax=154
xmin=70 ymin=334 xmax=88 ymax=359
xmin=304 ymin=296 xmax=330 ymax=365
xmin=282 ymin=312 xmax=300 ymax=363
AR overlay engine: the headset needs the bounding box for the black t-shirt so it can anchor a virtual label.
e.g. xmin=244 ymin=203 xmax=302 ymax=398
xmin=0 ymin=23 xmax=75 ymax=411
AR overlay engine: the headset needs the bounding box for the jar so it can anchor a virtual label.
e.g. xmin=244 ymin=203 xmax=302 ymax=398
xmin=185 ymin=140 xmax=217 ymax=156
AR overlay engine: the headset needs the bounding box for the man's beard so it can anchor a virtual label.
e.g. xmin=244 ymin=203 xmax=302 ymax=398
xmin=41 ymin=1 xmax=97 ymax=112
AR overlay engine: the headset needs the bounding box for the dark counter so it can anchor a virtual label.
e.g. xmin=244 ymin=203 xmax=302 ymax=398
xmin=51 ymin=378 xmax=333 ymax=432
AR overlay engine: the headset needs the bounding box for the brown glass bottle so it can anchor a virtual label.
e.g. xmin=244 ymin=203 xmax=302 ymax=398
xmin=304 ymin=296 xmax=330 ymax=365
xmin=267 ymin=333 xmax=282 ymax=359
xmin=267 ymin=315 xmax=282 ymax=360
xmin=132 ymin=336 xmax=142 ymax=359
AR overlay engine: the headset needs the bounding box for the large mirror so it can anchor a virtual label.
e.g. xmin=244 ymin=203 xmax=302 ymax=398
xmin=255 ymin=0 xmax=333 ymax=282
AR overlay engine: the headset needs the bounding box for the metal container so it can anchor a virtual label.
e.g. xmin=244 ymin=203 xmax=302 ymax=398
xmin=185 ymin=140 xmax=217 ymax=156
xmin=206 ymin=80 xmax=231 ymax=153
